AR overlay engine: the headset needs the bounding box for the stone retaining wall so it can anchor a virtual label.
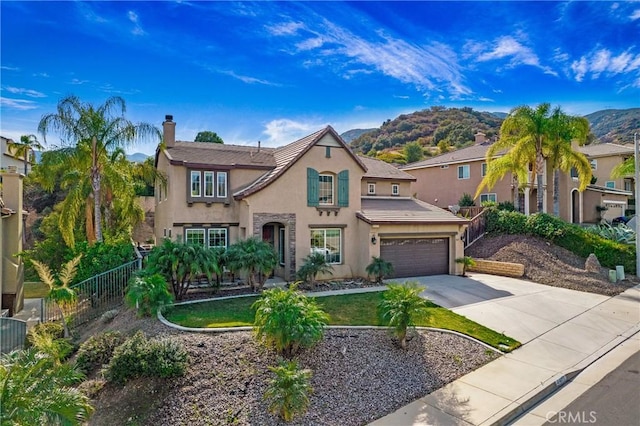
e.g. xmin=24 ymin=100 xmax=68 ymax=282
xmin=468 ymin=259 xmax=525 ymax=278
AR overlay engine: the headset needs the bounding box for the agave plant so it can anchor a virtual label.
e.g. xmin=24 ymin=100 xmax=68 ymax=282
xmin=587 ymin=222 xmax=635 ymax=245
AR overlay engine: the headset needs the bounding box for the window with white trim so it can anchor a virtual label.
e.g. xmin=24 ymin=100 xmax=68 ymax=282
xmin=319 ymin=174 xmax=334 ymax=205
xmin=208 ymin=228 xmax=227 ymax=248
xmin=185 ymin=228 xmax=205 ymax=246
xmin=204 ymin=171 xmax=214 ymax=197
xmin=391 ymin=184 xmax=400 ymax=196
xmin=605 ymin=181 xmax=615 ymax=189
xmin=191 ymin=171 xmax=201 ymax=197
xmin=590 ymin=159 xmax=597 ymax=170
xmin=480 ymin=193 xmax=497 ymax=203
xmin=481 ymin=163 xmax=487 ymax=177
xmin=217 ymin=172 xmax=228 ymax=198
xmin=458 ymin=165 xmax=470 ymax=180
xmin=570 ymin=167 xmax=578 ymax=178
xmin=310 ymin=229 xmax=341 ymax=264
xmin=368 ymin=183 xmax=376 ymax=195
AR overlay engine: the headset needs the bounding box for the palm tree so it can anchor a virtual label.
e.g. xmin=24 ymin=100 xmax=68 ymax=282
xmin=264 ymin=360 xmax=313 ymax=422
xmin=546 ymin=108 xmax=592 ymax=217
xmin=365 ymin=256 xmax=394 ymax=284
xmin=227 ymin=237 xmax=278 ymax=291
xmin=476 ymin=151 xmax=530 ymax=212
xmin=296 ymin=252 xmax=334 ymax=287
xmin=38 ymin=95 xmax=160 ymax=244
xmin=378 ymin=282 xmax=430 ymax=350
xmin=10 ymin=134 xmax=43 ymax=174
xmin=0 ymin=349 xmax=93 ymax=425
xmin=31 ymin=255 xmax=82 ymax=338
xmin=496 ymin=103 xmax=553 ymax=213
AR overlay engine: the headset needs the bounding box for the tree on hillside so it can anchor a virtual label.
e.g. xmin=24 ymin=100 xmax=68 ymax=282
xmin=11 ymin=134 xmax=43 ymax=174
xmin=546 ymin=108 xmax=592 ymax=217
xmin=38 ymin=96 xmax=160 ymax=245
xmin=195 ymin=131 xmax=224 ymax=143
xmin=403 ymin=141 xmax=424 ymax=163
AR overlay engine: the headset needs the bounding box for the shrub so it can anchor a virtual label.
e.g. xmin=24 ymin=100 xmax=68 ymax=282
xmin=264 ymin=360 xmax=313 ymax=422
xmin=296 ymin=252 xmax=334 ymax=286
xmin=365 ymin=257 xmax=394 ymax=284
xmin=105 ymin=331 xmax=187 ymax=385
xmin=497 ymin=201 xmax=515 ymax=211
xmin=455 ymin=256 xmax=476 ymax=277
xmin=75 ymin=331 xmax=125 ymax=375
xmin=125 ymin=273 xmax=174 ymax=317
xmin=26 ymin=324 xmax=74 ymax=364
xmin=586 ymin=222 xmax=635 ymax=244
xmin=252 ymin=286 xmax=329 ymax=358
xmin=378 ymin=282 xmax=430 ymax=350
xmin=458 ymin=193 xmax=475 ymax=207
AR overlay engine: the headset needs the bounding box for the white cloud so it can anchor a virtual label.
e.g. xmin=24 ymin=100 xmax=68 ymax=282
xmin=32 ymin=72 xmax=50 ymax=78
xmin=219 ymin=70 xmax=280 ymax=86
xmin=630 ymin=9 xmax=640 ymax=20
xmin=70 ymin=78 xmax=89 ymax=85
xmin=1 ymin=66 xmax=19 ymax=71
xmin=0 ymin=97 xmax=38 ymax=110
xmin=261 ymin=118 xmax=326 ymax=146
xmin=127 ymin=10 xmax=145 ymax=36
xmin=3 ymin=87 xmax=46 ymax=98
xmin=571 ymin=48 xmax=640 ymax=82
xmin=269 ymin=17 xmax=471 ymax=99
xmin=265 ymin=21 xmax=304 ymax=36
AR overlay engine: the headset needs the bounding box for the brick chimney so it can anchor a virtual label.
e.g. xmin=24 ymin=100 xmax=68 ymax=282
xmin=163 ymin=115 xmax=175 ymax=148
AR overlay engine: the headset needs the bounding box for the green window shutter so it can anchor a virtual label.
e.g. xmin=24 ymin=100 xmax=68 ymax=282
xmin=338 ymin=170 xmax=349 ymax=207
xmin=307 ymin=168 xmax=319 ymax=207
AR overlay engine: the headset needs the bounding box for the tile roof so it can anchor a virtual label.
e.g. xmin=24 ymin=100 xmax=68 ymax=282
xmin=234 ymin=126 xmax=366 ymax=199
xmin=357 ymin=198 xmax=468 ymax=224
xmin=359 ymin=156 xmax=416 ymax=181
xmin=164 ymin=141 xmax=276 ymax=168
xmin=578 ymin=143 xmax=634 ymax=157
xmin=401 ymin=143 xmax=496 ymax=170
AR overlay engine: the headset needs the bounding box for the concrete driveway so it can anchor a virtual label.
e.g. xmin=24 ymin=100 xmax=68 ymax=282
xmin=394 ymin=273 xmax=614 ymax=344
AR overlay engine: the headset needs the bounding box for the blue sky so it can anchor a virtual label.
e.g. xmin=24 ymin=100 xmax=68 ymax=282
xmin=1 ymin=1 xmax=639 ymax=155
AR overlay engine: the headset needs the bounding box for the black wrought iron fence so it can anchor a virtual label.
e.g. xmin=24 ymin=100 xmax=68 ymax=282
xmin=43 ymin=258 xmax=141 ymax=329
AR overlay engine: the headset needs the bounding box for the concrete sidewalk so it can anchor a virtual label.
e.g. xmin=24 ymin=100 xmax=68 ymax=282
xmin=370 ymin=274 xmax=640 ymax=426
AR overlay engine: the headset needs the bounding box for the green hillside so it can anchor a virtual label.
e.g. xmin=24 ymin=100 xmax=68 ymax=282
xmin=585 ymin=108 xmax=640 ymax=145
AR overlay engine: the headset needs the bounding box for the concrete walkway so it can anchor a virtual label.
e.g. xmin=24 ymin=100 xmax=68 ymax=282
xmin=370 ymin=273 xmax=640 ymax=426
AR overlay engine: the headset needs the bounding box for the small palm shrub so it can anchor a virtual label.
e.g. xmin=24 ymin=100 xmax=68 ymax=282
xmin=227 ymin=237 xmax=278 ymax=291
xmin=75 ymin=331 xmax=125 ymax=375
xmin=296 ymin=252 xmax=334 ymax=287
xmin=125 ymin=272 xmax=174 ymax=317
xmin=252 ymin=286 xmax=329 ymax=358
xmin=455 ymin=256 xmax=476 ymax=277
xmin=25 ymin=325 xmax=74 ymax=365
xmin=365 ymin=256 xmax=394 ymax=284
xmin=378 ymin=282 xmax=430 ymax=350
xmin=264 ymin=360 xmax=313 ymax=422
xmin=105 ymin=331 xmax=188 ymax=385
xmin=0 ymin=349 xmax=93 ymax=425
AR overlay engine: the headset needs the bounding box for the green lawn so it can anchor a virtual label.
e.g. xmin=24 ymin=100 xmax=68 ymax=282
xmin=165 ymin=292 xmax=520 ymax=351
xmin=23 ymin=281 xmax=49 ymax=299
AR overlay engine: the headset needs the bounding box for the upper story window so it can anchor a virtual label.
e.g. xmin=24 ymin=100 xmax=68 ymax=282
xmin=625 ymin=179 xmax=633 ymax=192
xmin=570 ymin=167 xmax=578 ymax=178
xmin=481 ymin=163 xmax=488 ymax=177
xmin=319 ymin=174 xmax=334 ymax=205
xmin=458 ymin=165 xmax=470 ymax=180
xmin=191 ymin=171 xmax=201 ymax=197
xmin=391 ymin=184 xmax=400 ymax=196
xmin=605 ymin=181 xmax=615 ymax=189
xmin=368 ymin=183 xmax=376 ymax=195
xmin=307 ymin=168 xmax=349 ymax=208
xmin=590 ymin=159 xmax=597 ymax=170
xmin=189 ymin=170 xmax=228 ymax=203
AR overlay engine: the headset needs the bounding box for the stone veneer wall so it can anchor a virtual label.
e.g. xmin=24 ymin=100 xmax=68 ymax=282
xmin=252 ymin=213 xmax=296 ymax=280
xmin=467 ymin=259 xmax=525 ymax=278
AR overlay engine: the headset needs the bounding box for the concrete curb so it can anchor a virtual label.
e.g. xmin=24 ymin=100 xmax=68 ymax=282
xmin=488 ymin=327 xmax=640 ymax=426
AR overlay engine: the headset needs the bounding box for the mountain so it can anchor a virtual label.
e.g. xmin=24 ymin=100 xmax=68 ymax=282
xmin=127 ymin=152 xmax=151 ymax=163
xmin=585 ymin=108 xmax=640 ymax=145
xmin=349 ymin=106 xmax=503 ymax=154
xmin=340 ymin=128 xmax=376 ymax=143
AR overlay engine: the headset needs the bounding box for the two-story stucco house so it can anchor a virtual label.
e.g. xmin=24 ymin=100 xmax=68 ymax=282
xmin=403 ymin=134 xmax=633 ymax=224
xmin=154 ymin=116 xmax=468 ymax=281
xmin=1 ymin=136 xmax=34 ymax=174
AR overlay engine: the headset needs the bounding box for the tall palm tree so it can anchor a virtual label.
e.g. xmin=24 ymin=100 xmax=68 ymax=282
xmin=38 ymin=95 xmax=160 ymax=244
xmin=496 ymin=103 xmax=553 ymax=213
xmin=10 ymin=134 xmax=43 ymax=174
xmin=546 ymin=108 xmax=592 ymax=217
xmin=476 ymin=150 xmax=530 ymax=211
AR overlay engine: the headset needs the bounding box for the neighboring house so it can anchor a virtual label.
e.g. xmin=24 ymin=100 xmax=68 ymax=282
xmin=0 ymin=136 xmax=34 ymax=174
xmin=155 ymin=115 xmax=468 ymax=280
xmin=402 ymin=134 xmax=633 ymax=224
xmin=0 ymin=172 xmax=25 ymax=316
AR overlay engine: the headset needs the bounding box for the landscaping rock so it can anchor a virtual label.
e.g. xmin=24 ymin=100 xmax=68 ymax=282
xmin=585 ymin=253 xmax=602 ymax=273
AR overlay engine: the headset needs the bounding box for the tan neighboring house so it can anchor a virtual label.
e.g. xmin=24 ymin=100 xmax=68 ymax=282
xmin=402 ymin=134 xmax=633 ymax=224
xmin=1 ymin=136 xmax=34 ymax=174
xmin=1 ymin=172 xmax=25 ymax=316
xmin=155 ymin=115 xmax=468 ymax=280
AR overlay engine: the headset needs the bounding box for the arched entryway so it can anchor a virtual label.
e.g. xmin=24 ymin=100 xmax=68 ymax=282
xmin=253 ymin=213 xmax=296 ymax=281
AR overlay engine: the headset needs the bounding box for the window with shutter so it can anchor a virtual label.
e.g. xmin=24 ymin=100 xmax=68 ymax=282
xmin=338 ymin=170 xmax=349 ymax=207
xmin=307 ymin=168 xmax=319 ymax=207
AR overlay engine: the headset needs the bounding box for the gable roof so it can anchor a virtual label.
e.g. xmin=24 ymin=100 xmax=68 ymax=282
xmin=357 ymin=198 xmax=468 ymax=225
xmin=359 ymin=156 xmax=416 ymax=181
xmin=578 ymin=143 xmax=633 ymax=158
xmin=162 ymin=141 xmax=276 ymax=169
xmin=234 ymin=126 xmax=367 ymax=199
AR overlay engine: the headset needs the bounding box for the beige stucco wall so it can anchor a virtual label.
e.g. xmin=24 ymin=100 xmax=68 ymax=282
xmin=407 ymin=160 xmax=513 ymax=208
xmin=360 ymin=180 xmax=411 ymax=197
xmin=1 ymin=172 xmax=24 ymax=315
